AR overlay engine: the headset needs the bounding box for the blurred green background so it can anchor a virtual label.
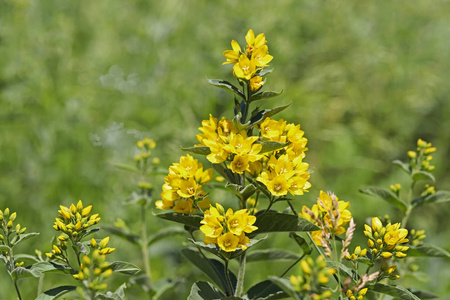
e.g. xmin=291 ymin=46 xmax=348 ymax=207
xmin=1 ymin=0 xmax=449 ymax=299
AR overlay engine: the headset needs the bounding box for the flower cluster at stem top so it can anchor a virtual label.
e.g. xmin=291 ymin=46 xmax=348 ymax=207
xmin=223 ymin=29 xmax=273 ymax=90
xmin=156 ymin=154 xmax=213 ymax=213
xmin=200 ymin=204 xmax=257 ymax=252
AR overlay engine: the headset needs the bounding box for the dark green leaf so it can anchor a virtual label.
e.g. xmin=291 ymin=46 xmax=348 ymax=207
xmin=251 ymin=212 xmax=319 ymax=236
xmin=154 ymin=212 xmax=203 ymax=228
xmin=392 ymin=160 xmax=411 ymax=174
xmin=80 ymin=228 xmax=100 ymax=239
xmin=182 ymin=248 xmax=236 ymax=295
xmin=411 ymin=190 xmax=450 ymax=207
xmin=258 ymin=141 xmax=289 ymax=154
xmin=407 ymin=244 xmax=450 ymax=258
xmin=109 ymin=261 xmax=141 ymax=275
xmin=327 ymin=261 xmax=355 ymax=280
xmin=182 ymin=146 xmax=211 ymax=156
xmin=409 ymin=289 xmax=438 ymax=299
xmin=269 ymin=277 xmax=299 ymax=300
xmin=214 ymin=164 xmax=241 ymax=185
xmin=245 ymin=279 xmax=288 ymax=300
xmin=35 ymin=285 xmax=77 ymax=300
xmin=225 ymin=183 xmax=256 ymax=201
xmin=370 ymin=283 xmax=420 ymax=300
xmin=207 ymin=79 xmax=245 ymax=99
xmin=289 ymin=233 xmax=312 ymax=255
xmin=250 ymin=90 xmax=283 ymax=102
xmin=247 ymin=103 xmax=291 ymax=126
xmin=412 ymin=171 xmax=435 ymax=182
xmin=189 ymin=237 xmax=265 ymax=260
xmin=359 ymin=187 xmax=407 ymax=212
xmin=148 ymin=226 xmax=186 ymax=247
xmin=103 ymin=226 xmax=141 ymax=246
xmin=188 ymin=281 xmax=225 ymax=300
xmin=246 ymin=249 xmax=300 ymax=262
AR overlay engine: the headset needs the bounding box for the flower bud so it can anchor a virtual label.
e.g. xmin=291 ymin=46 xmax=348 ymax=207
xmin=7 ymin=221 xmax=13 ymax=228
xmin=99 ymin=237 xmax=110 ymax=248
xmin=90 ymin=238 xmax=97 ymax=248
xmin=9 ymin=212 xmax=16 ymax=222
xmin=381 ymin=252 xmax=393 ymax=258
xmin=407 ymin=151 xmax=416 ymax=159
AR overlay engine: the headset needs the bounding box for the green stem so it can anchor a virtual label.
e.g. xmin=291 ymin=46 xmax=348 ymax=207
xmin=280 ymin=253 xmax=306 ymax=277
xmin=37 ymin=274 xmax=45 ymax=296
xmin=235 ymin=252 xmax=247 ymax=297
xmin=14 ymin=280 xmax=23 ymax=300
xmin=401 ymin=180 xmax=416 ymax=227
xmin=224 ymin=259 xmax=235 ymax=296
xmin=140 ymin=205 xmax=153 ymax=284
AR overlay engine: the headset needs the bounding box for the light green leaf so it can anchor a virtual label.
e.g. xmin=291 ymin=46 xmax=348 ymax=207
xmin=250 ymin=90 xmax=283 ymax=102
xmin=359 ymin=187 xmax=407 ymax=212
xmin=15 ymin=254 xmax=40 ymax=262
xmin=246 ymin=249 xmax=300 ymax=262
xmin=109 ymin=261 xmax=141 ymax=275
xmin=113 ymin=163 xmax=140 ymax=174
xmin=188 ymin=281 xmax=225 ymax=300
xmin=154 ymin=212 xmax=203 ymax=228
xmin=102 ymin=226 xmax=140 ymax=246
xmin=269 ymin=277 xmax=299 ymax=300
xmin=412 ymin=171 xmax=435 ymax=182
xmin=245 ymin=279 xmax=288 ymax=300
xmin=392 ymin=160 xmax=411 ymax=174
xmin=251 ymin=212 xmax=319 ymax=236
xmin=181 ymin=146 xmax=211 ymax=156
xmin=0 ymin=245 xmax=10 ymax=253
xmin=35 ymin=285 xmax=77 ymax=300
xmin=407 ymin=244 xmax=450 ymax=258
xmin=289 ymin=233 xmax=312 ymax=255
xmin=370 ymin=283 xmax=420 ymax=300
xmin=14 ymin=262 xmax=74 ymax=279
xmin=411 ymin=190 xmax=450 ymax=207
xmin=207 ymin=79 xmax=245 ymax=99
xmin=12 ymin=232 xmax=39 ymax=245
xmin=182 ymin=248 xmax=236 ymax=295
xmin=257 ymin=68 xmax=273 ymax=77
xmin=148 ymin=226 xmax=186 ymax=247
xmin=153 ymin=278 xmax=182 ymax=299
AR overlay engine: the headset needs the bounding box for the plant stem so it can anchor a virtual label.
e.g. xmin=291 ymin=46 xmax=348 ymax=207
xmin=235 ymin=252 xmax=247 ymax=297
xmin=280 ymin=253 xmax=306 ymax=277
xmin=14 ymin=280 xmax=22 ymax=300
xmin=140 ymin=205 xmax=153 ymax=283
xmin=224 ymin=259 xmax=235 ymax=296
xmin=37 ymin=274 xmax=45 ymax=296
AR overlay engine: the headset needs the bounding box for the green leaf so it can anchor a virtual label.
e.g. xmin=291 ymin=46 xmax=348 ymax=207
xmin=109 ymin=261 xmax=141 ymax=275
xmin=182 ymin=146 xmax=211 ymax=156
xmin=113 ymin=163 xmax=140 ymax=174
xmin=412 ymin=171 xmax=435 ymax=182
xmin=258 ymin=68 xmax=273 ymax=77
xmin=251 ymin=212 xmax=319 ymax=236
xmin=80 ymin=228 xmax=100 ymax=239
xmin=35 ymin=285 xmax=77 ymax=300
xmin=409 ymin=289 xmax=438 ymax=299
xmin=407 ymin=244 xmax=450 ymax=258
xmin=289 ymin=233 xmax=312 ymax=255
xmin=14 ymin=262 xmax=74 ymax=279
xmin=250 ymin=90 xmax=283 ymax=102
xmin=411 ymin=190 xmax=450 ymax=207
xmin=269 ymin=277 xmax=299 ymax=300
xmin=12 ymin=232 xmax=39 ymax=244
xmin=154 ymin=212 xmax=203 ymax=228
xmin=103 ymin=226 xmax=140 ymax=246
xmin=14 ymin=254 xmax=40 ymax=262
xmin=207 ymin=79 xmax=245 ymax=99
xmin=359 ymin=187 xmax=407 ymax=212
xmin=148 ymin=226 xmax=186 ymax=247
xmin=97 ymin=284 xmax=128 ymax=300
xmin=248 ymin=103 xmax=291 ymax=126
xmin=0 ymin=245 xmax=10 ymax=253
xmin=245 ymin=279 xmax=288 ymax=300
xmin=327 ymin=261 xmax=355 ymax=280
xmin=214 ymin=164 xmax=241 ymax=185
xmin=258 ymin=141 xmax=289 ymax=154
xmin=370 ymin=283 xmax=420 ymax=300
xmin=188 ymin=281 xmax=225 ymax=300
xmin=225 ymin=183 xmax=256 ymax=201
xmin=153 ymin=278 xmax=182 ymax=299
xmin=189 ymin=237 xmax=265 ymax=260
xmin=392 ymin=160 xmax=411 ymax=174
xmin=182 ymin=248 xmax=236 ymax=295
xmin=246 ymin=249 xmax=300 ymax=262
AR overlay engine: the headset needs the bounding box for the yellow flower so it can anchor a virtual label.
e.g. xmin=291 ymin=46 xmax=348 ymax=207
xmin=217 ymin=232 xmax=240 ymax=252
xmin=260 ymin=118 xmax=286 ymax=141
xmin=230 ymin=155 xmax=249 ymax=174
xmin=251 ymin=45 xmax=273 ymax=67
xmin=265 ymin=175 xmax=290 ymax=196
xmin=233 ymin=54 xmax=256 ymax=80
xmin=200 ymin=216 xmax=223 ymax=238
xmin=384 ymin=227 xmax=408 ymax=246
xmin=177 ymin=178 xmax=198 ymax=198
xmin=226 ymin=209 xmax=257 ymax=235
xmin=223 ymin=40 xmax=242 ymax=65
xmin=237 ymin=233 xmax=250 ymax=250
xmin=245 ymin=29 xmax=267 ymax=55
xmin=172 ymin=198 xmax=196 ymax=214
xmin=250 ymin=76 xmax=264 ymax=91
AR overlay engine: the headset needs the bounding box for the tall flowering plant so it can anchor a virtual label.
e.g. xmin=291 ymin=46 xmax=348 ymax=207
xmin=154 ymin=29 xmax=450 ymax=300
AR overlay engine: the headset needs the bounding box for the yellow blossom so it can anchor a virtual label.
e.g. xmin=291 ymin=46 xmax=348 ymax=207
xmin=223 ymin=40 xmax=242 ymax=65
xmin=250 ymin=76 xmax=264 ymax=91
xmin=217 ymin=232 xmax=240 ymax=252
xmin=233 ymin=54 xmax=256 ymax=80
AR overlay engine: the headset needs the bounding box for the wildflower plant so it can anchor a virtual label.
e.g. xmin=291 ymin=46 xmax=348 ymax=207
xmin=153 ymin=29 xmax=449 ymax=300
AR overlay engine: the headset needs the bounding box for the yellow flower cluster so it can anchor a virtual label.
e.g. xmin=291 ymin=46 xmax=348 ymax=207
xmin=290 ymin=255 xmax=335 ymax=300
xmin=156 ymin=154 xmax=213 ymax=213
xmin=408 ymin=138 xmax=435 ymax=171
xmin=73 ymin=249 xmax=113 ymax=291
xmin=0 ymin=208 xmax=27 ymax=244
xmin=53 ymin=201 xmax=100 ymax=241
xmin=345 ymin=246 xmax=368 ymax=261
xmin=364 ymin=217 xmax=409 ymax=259
xmin=200 ymin=204 xmax=257 ymax=252
xmin=301 ymin=191 xmax=352 ymax=245
xmin=223 ymin=29 xmax=273 ymax=90
xmin=346 ymin=288 xmax=368 ymax=300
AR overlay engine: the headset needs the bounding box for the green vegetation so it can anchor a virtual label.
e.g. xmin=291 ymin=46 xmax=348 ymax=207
xmin=1 ymin=1 xmax=449 ymax=299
